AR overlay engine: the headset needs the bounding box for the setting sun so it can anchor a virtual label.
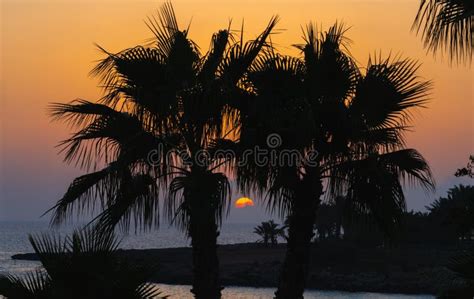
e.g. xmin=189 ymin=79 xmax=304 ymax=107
xmin=235 ymin=197 xmax=254 ymax=208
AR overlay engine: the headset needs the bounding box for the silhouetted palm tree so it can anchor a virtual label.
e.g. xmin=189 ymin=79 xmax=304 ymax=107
xmin=46 ymin=3 xmax=278 ymax=298
xmin=253 ymin=220 xmax=286 ymax=246
xmin=412 ymin=0 xmax=473 ymax=64
xmin=237 ymin=23 xmax=435 ymax=298
xmin=0 ymin=229 xmax=163 ymax=299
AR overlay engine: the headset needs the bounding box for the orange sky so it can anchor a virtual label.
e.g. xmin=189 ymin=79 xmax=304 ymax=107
xmin=1 ymin=0 xmax=472 ymax=220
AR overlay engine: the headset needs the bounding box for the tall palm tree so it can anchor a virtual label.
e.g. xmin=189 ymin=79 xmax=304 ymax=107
xmin=237 ymin=23 xmax=435 ymax=298
xmin=412 ymin=0 xmax=473 ymax=64
xmin=46 ymin=3 xmax=278 ymax=298
xmin=0 ymin=229 xmax=163 ymax=299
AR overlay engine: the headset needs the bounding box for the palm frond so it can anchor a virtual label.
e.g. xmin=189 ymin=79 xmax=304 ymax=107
xmin=19 ymin=229 xmax=167 ymax=299
xmin=0 ymin=271 xmax=52 ymax=299
xmin=68 ymin=228 xmax=120 ymax=254
xmin=377 ymin=149 xmax=435 ymax=190
xmin=165 ymin=174 xmax=190 ymax=231
xmin=328 ymin=149 xmax=434 ymax=237
xmin=447 ymin=249 xmax=474 ymax=279
xmin=413 ymin=0 xmax=473 ymax=64
xmin=350 ymin=54 xmax=432 ymax=129
xmin=92 ymin=173 xmax=160 ymax=233
xmin=146 ymin=2 xmax=183 ymax=57
xmin=349 ymin=126 xmax=408 ymax=155
xmin=198 ymin=29 xmax=231 ymax=83
xmin=344 ymin=158 xmax=407 ymax=237
xmin=91 ymin=45 xmax=171 ymax=114
xmin=49 ymin=99 xmax=119 ymax=128
xmin=220 ymin=16 xmax=279 ymax=87
xmin=298 ymin=22 xmax=359 ymax=104
xmin=50 ymin=100 xmax=157 ymax=168
xmin=46 ymin=166 xmax=116 ymax=226
xmin=135 ymin=283 xmax=167 ymax=299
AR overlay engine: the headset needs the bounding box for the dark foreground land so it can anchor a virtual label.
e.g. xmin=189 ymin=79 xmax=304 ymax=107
xmin=13 ymin=240 xmax=470 ymax=295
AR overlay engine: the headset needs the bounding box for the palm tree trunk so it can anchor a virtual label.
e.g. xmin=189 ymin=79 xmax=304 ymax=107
xmin=188 ymin=192 xmax=222 ymax=299
xmin=275 ymin=178 xmax=322 ymax=299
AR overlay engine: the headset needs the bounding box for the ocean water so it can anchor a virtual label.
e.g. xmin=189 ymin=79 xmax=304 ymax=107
xmin=0 ymin=221 xmax=433 ymax=298
xmin=154 ymin=284 xmax=433 ymax=299
xmin=0 ymin=221 xmax=258 ymax=275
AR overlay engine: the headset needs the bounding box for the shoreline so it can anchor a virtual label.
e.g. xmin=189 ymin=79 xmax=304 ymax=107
xmin=11 ymin=241 xmax=466 ymax=295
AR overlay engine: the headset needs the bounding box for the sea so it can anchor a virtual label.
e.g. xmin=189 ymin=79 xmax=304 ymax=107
xmin=0 ymin=221 xmax=433 ymax=299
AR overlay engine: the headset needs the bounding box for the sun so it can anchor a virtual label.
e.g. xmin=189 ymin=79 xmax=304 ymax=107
xmin=235 ymin=197 xmax=254 ymax=208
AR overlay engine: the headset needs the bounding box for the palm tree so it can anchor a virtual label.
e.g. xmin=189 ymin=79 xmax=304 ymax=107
xmin=45 ymin=3 xmax=278 ymax=298
xmin=253 ymin=220 xmax=286 ymax=246
xmin=0 ymin=229 xmax=163 ymax=299
xmin=237 ymin=23 xmax=435 ymax=298
xmin=412 ymin=0 xmax=473 ymax=64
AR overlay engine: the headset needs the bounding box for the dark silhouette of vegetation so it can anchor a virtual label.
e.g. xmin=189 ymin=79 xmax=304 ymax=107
xmin=428 ymin=185 xmax=474 ymax=241
xmin=314 ymin=204 xmax=337 ymax=241
xmin=312 ymin=196 xmax=346 ymax=241
xmin=412 ymin=0 xmax=473 ymax=64
xmin=440 ymin=250 xmax=474 ymax=298
xmin=437 ymin=163 xmax=474 ymax=298
xmin=455 ymin=155 xmax=474 ymax=178
xmin=397 ymin=210 xmax=455 ymax=244
xmin=237 ymin=23 xmax=434 ymax=298
xmin=43 ymin=4 xmax=446 ymax=298
xmin=310 ymin=205 xmax=464 ymax=246
xmin=0 ymin=229 xmax=163 ymax=299
xmin=439 ymin=161 xmax=474 ymax=297
xmin=253 ymin=220 xmax=286 ymax=246
xmin=45 ymin=3 xmax=278 ymax=298
xmin=303 ymin=184 xmax=474 ymax=247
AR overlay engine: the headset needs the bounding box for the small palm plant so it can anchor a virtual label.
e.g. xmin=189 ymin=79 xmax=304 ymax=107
xmin=0 ymin=228 xmax=164 ymax=299
xmin=253 ymin=220 xmax=286 ymax=246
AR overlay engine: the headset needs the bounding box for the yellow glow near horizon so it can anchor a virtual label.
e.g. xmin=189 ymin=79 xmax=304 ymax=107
xmin=235 ymin=197 xmax=255 ymax=208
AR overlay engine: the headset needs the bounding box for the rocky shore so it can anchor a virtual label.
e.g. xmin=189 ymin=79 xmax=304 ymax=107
xmin=13 ymin=241 xmax=467 ymax=295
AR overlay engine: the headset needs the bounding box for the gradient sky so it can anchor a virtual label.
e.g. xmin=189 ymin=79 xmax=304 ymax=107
xmin=1 ymin=0 xmax=472 ymax=222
